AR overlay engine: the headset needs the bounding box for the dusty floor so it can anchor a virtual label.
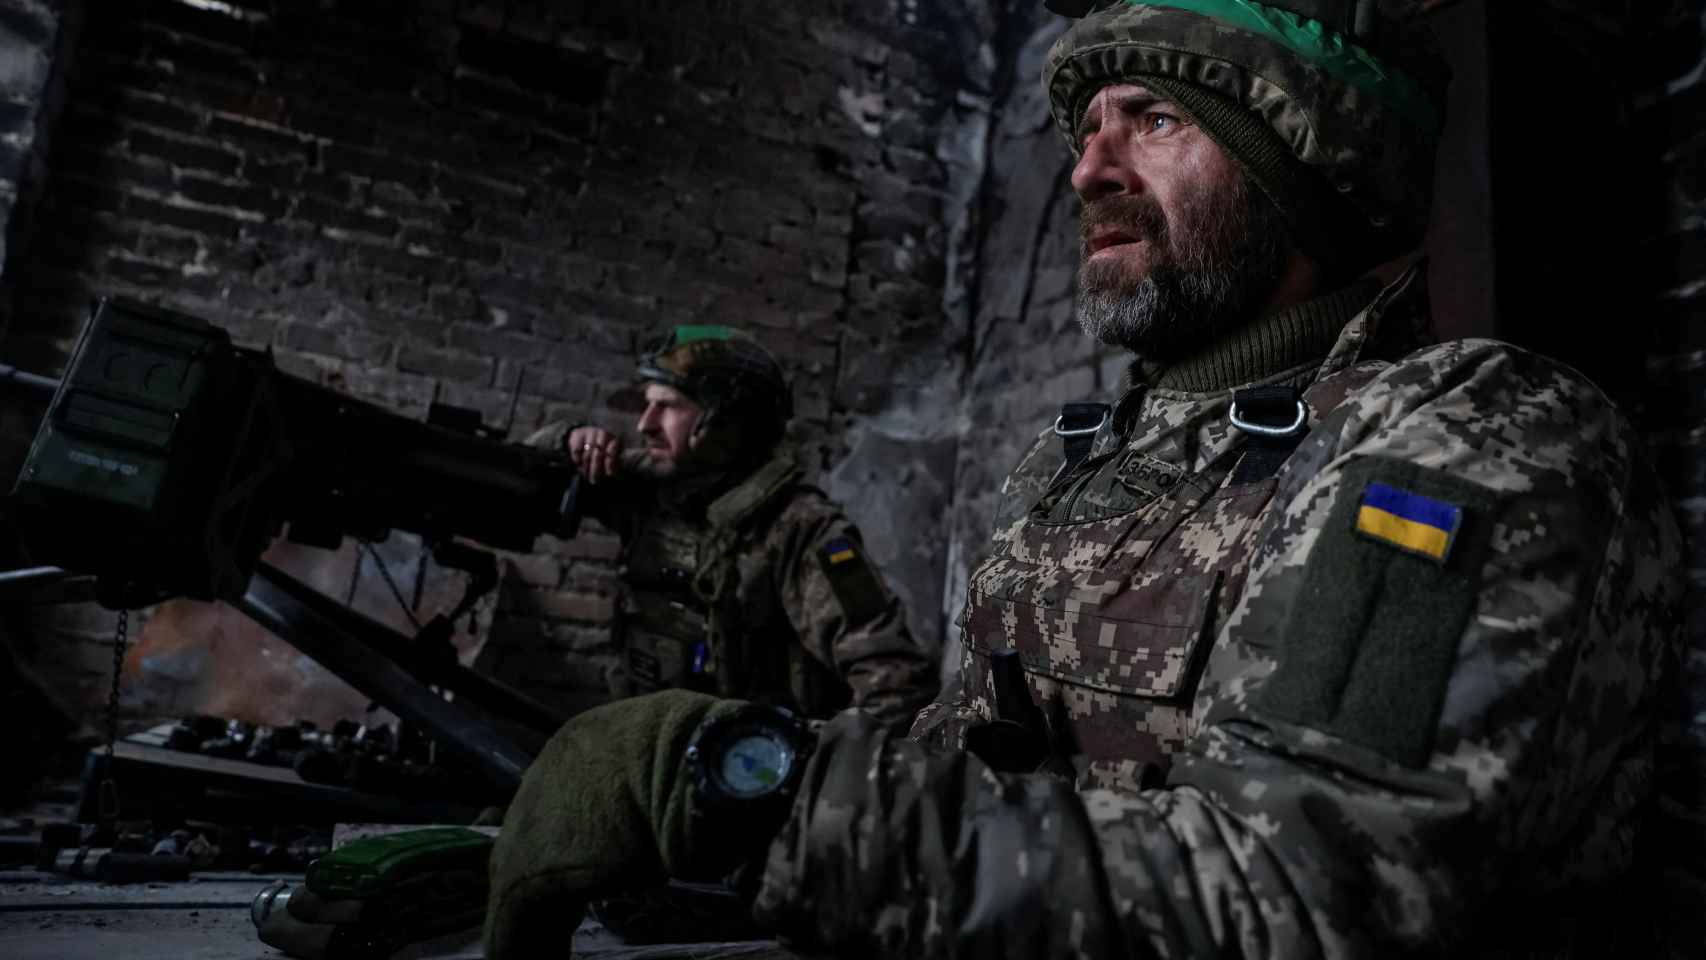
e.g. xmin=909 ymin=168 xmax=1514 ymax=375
xmin=0 ymin=759 xmax=795 ymax=958
xmin=0 ymin=872 xmax=316 ymax=960
xmin=0 ymin=870 xmax=795 ymax=959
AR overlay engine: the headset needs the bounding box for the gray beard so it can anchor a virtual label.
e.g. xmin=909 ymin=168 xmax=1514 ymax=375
xmin=1075 ymin=179 xmax=1289 ymax=363
xmin=1075 ymin=266 xmax=1242 ymax=360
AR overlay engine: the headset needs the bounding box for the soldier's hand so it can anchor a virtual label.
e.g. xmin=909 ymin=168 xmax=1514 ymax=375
xmin=566 ymin=426 xmax=622 ymax=483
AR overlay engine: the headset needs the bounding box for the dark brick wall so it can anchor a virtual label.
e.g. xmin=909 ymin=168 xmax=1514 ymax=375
xmin=0 ymin=0 xmax=996 ymax=721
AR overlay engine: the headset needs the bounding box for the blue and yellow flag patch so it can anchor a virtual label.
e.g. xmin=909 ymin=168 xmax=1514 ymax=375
xmin=816 ymin=534 xmax=886 ymax=623
xmin=823 ymin=537 xmax=858 ymax=565
xmin=1354 ymin=481 xmax=1461 ymax=564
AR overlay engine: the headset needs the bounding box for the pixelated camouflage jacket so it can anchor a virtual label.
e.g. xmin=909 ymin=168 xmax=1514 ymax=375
xmin=753 ymin=262 xmax=1687 ymax=957
xmin=527 ymin=423 xmax=938 ymax=731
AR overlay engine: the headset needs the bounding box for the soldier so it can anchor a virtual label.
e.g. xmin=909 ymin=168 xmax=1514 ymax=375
xmin=485 ymin=2 xmax=1691 ymax=957
xmin=526 ymin=324 xmax=938 ymax=729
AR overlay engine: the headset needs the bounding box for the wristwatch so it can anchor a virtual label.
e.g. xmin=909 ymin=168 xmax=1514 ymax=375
xmin=685 ymin=703 xmax=814 ymax=826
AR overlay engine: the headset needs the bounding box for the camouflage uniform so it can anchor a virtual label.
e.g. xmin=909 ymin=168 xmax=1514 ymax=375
xmin=752 ymin=250 xmax=1686 ymax=956
xmin=745 ymin=7 xmax=1684 ymax=952
xmin=537 ymin=436 xmax=938 ymax=731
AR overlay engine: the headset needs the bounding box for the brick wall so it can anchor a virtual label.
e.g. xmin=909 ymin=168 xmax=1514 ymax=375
xmin=0 ymin=0 xmax=996 ymax=722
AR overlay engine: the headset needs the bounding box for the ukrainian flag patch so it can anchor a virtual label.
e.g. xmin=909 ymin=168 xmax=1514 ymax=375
xmin=1354 ymin=481 xmax=1461 ymax=564
xmin=823 ymin=537 xmax=858 ymax=565
xmin=816 ymin=533 xmax=887 ymax=623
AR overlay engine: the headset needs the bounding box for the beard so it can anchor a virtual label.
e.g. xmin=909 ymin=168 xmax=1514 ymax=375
xmin=1075 ymin=174 xmax=1289 ymax=362
xmin=633 ymin=450 xmax=678 ymax=479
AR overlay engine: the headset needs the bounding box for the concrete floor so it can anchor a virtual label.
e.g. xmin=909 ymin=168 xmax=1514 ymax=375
xmin=0 ymin=870 xmax=796 ymax=959
xmin=0 ymin=773 xmax=797 ymax=959
xmin=0 ymin=873 xmax=312 ymax=960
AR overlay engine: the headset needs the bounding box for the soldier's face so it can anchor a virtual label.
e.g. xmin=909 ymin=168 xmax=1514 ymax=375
xmin=1070 ymin=83 xmax=1286 ymax=360
xmin=634 ymin=383 xmax=703 ymax=477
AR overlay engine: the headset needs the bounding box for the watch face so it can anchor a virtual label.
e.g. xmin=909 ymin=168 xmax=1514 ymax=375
xmin=716 ymin=728 xmax=795 ymax=799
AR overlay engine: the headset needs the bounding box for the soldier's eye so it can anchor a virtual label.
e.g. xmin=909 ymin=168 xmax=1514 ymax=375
xmin=1144 ymin=112 xmax=1181 ymax=135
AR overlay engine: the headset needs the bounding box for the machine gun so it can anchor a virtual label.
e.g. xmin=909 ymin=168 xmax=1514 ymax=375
xmin=12 ymin=297 xmax=582 ymax=604
xmin=7 ymin=297 xmax=587 ymax=794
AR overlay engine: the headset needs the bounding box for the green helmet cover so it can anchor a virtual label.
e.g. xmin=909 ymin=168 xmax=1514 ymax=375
xmin=1045 ymin=0 xmax=1452 ymax=271
xmin=628 ymin=324 xmax=794 ymax=427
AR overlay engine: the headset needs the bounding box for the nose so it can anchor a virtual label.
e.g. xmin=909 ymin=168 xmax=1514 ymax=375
xmin=1070 ymin=120 xmax=1139 ymax=204
xmin=636 ymin=404 xmax=660 ymax=433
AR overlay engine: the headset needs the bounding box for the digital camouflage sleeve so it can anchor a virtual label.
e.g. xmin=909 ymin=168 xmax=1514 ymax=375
xmin=752 ymin=339 xmax=1686 ymax=957
xmin=765 ymin=488 xmax=939 ymax=730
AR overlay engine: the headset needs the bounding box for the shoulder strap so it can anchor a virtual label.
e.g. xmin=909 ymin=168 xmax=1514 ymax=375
xmin=1053 ymin=401 xmax=1112 ymax=482
xmin=705 ymin=455 xmax=804 ymax=533
xmin=1228 ymin=385 xmax=1309 ymax=484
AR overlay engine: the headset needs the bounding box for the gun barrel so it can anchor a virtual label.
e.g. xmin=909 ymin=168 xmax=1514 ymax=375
xmin=270 ymin=370 xmax=579 ymax=552
xmin=0 ymin=362 xmax=61 ymax=394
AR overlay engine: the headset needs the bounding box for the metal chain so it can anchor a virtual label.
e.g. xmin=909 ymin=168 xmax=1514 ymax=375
xmin=97 ymin=609 xmax=128 ymax=821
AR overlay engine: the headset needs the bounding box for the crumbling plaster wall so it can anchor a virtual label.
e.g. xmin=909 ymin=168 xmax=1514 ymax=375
xmin=935 ymin=6 xmax=1113 ymax=674
xmin=0 ymin=0 xmax=78 ymax=278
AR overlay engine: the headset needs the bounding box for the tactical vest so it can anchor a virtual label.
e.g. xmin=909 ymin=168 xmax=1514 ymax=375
xmin=953 ymin=361 xmax=1385 ymax=794
xmin=617 ymin=456 xmax=803 ymax=700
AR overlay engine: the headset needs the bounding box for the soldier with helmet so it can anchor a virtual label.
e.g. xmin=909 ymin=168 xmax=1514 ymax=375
xmin=486 ymin=2 xmax=1689 ymax=957
xmin=528 ymin=324 xmax=938 ymax=729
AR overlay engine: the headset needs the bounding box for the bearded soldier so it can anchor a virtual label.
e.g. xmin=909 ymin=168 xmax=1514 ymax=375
xmin=527 ymin=324 xmax=938 ymax=729
xmin=486 ymin=2 xmax=1689 ymax=957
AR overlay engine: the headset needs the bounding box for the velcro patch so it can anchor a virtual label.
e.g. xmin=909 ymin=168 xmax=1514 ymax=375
xmin=1355 ymin=481 xmax=1461 ymax=564
xmin=816 ymin=535 xmax=888 ymax=624
xmin=1256 ymin=456 xmax=1499 ymax=768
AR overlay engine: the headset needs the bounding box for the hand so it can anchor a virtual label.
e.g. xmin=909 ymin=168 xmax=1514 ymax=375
xmin=483 ymin=691 xmax=743 ymax=959
xmin=566 ymin=426 xmax=622 ymax=483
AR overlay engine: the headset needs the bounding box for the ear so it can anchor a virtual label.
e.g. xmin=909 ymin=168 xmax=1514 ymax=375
xmin=686 ymin=407 xmax=711 ymax=449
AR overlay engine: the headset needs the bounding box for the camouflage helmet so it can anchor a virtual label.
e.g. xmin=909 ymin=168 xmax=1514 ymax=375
xmin=1044 ymin=0 xmax=1454 ymax=275
xmin=623 ymin=324 xmax=793 ymax=430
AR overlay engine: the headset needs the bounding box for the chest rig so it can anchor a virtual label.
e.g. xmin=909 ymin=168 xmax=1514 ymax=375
xmin=619 ymin=457 xmax=802 ymax=698
xmin=961 ymin=374 xmax=1360 ymax=793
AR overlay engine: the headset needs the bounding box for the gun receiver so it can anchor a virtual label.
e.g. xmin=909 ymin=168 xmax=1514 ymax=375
xmin=9 ymin=297 xmax=581 ymax=607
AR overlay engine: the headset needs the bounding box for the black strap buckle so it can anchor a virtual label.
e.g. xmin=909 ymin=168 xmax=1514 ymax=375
xmin=1228 ymin=386 xmax=1309 ymax=484
xmin=1229 ymin=385 xmax=1308 ymax=438
xmin=1053 ymin=401 xmax=1110 ymax=480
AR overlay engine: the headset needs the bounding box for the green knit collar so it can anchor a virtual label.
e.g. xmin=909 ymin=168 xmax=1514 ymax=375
xmin=1145 ymin=277 xmax=1382 ymax=394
